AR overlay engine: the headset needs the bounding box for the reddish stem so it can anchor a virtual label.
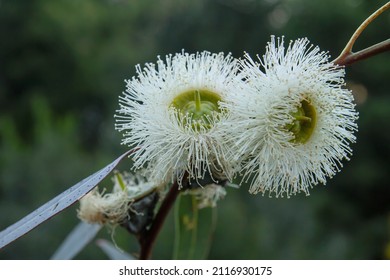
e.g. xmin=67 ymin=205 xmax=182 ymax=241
xmin=334 ymin=39 xmax=390 ymax=66
xmin=333 ymin=2 xmax=390 ymax=66
xmin=139 ymin=181 xmax=181 ymax=260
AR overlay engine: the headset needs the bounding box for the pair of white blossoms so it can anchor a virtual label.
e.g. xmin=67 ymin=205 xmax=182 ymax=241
xmin=115 ymin=36 xmax=358 ymax=198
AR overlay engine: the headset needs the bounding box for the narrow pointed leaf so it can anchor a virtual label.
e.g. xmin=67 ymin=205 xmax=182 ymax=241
xmin=51 ymin=222 xmax=102 ymax=260
xmin=173 ymin=194 xmax=216 ymax=260
xmin=0 ymin=150 xmax=133 ymax=249
xmin=96 ymin=239 xmax=135 ymax=260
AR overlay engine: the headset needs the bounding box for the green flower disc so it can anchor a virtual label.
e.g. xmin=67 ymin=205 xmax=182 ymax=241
xmin=171 ymin=89 xmax=222 ymax=130
xmin=286 ymin=99 xmax=317 ymax=144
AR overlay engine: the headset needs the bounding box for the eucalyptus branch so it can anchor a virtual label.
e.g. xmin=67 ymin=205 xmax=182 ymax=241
xmin=139 ymin=180 xmax=181 ymax=260
xmin=333 ymin=2 xmax=390 ymax=66
xmin=336 ymin=39 xmax=390 ymax=66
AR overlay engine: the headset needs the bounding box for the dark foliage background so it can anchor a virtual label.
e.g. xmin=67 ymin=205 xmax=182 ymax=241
xmin=0 ymin=0 xmax=389 ymax=259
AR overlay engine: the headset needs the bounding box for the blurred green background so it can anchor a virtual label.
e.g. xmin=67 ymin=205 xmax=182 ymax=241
xmin=1 ymin=0 xmax=389 ymax=259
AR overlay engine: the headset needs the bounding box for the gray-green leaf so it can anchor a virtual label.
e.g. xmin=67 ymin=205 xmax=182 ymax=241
xmin=51 ymin=222 xmax=102 ymax=260
xmin=0 ymin=150 xmax=133 ymax=249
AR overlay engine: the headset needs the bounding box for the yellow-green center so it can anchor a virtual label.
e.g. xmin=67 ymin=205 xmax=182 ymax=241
xmin=170 ymin=89 xmax=222 ymax=130
xmin=286 ymin=99 xmax=317 ymax=144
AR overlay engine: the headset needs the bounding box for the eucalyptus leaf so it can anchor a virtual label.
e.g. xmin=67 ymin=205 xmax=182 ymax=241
xmin=96 ymin=239 xmax=135 ymax=260
xmin=173 ymin=194 xmax=217 ymax=259
xmin=0 ymin=150 xmax=133 ymax=249
xmin=51 ymin=222 xmax=102 ymax=260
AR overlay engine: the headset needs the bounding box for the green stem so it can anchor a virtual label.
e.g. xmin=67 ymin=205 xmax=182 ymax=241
xmin=114 ymin=171 xmax=126 ymax=191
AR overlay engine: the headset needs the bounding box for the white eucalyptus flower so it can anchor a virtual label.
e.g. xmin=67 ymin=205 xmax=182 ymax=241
xmin=184 ymin=184 xmax=227 ymax=209
xmin=228 ymin=36 xmax=358 ymax=197
xmin=77 ymin=172 xmax=159 ymax=225
xmin=115 ymin=51 xmax=245 ymax=187
xmin=77 ymin=187 xmax=129 ymax=225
